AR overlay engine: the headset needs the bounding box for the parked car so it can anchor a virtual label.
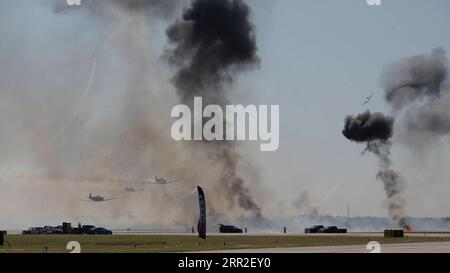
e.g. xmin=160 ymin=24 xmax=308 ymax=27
xmin=304 ymin=225 xmax=324 ymax=233
xmin=52 ymin=226 xmax=64 ymax=234
xmin=219 ymin=224 xmax=243 ymax=233
xmin=42 ymin=226 xmax=51 ymax=234
xmin=320 ymin=226 xmax=347 ymax=234
xmin=33 ymin=227 xmax=44 ymax=234
xmin=81 ymin=225 xmax=96 ymax=234
xmin=86 ymin=227 xmax=113 ymax=235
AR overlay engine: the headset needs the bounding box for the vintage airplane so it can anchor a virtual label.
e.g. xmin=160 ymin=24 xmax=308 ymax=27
xmin=149 ymin=176 xmax=177 ymax=185
xmin=82 ymin=193 xmax=116 ymax=202
xmin=125 ymin=186 xmax=144 ymax=192
xmin=362 ymin=92 xmax=374 ymax=106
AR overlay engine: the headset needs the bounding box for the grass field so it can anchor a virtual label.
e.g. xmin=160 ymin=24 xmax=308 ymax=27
xmin=2 ymin=234 xmax=450 ymax=253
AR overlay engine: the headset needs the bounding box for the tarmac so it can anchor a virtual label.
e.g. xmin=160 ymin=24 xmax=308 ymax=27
xmin=200 ymin=241 xmax=450 ymax=253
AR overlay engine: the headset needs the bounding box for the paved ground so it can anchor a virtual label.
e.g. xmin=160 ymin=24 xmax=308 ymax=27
xmin=199 ymin=241 xmax=450 ymax=253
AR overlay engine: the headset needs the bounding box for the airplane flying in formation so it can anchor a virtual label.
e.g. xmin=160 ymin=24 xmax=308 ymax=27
xmin=125 ymin=186 xmax=144 ymax=192
xmin=82 ymin=193 xmax=116 ymax=202
xmin=149 ymin=176 xmax=177 ymax=185
xmin=81 ymin=176 xmax=177 ymax=202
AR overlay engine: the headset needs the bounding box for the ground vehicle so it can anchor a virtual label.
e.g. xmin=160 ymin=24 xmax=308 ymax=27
xmin=219 ymin=224 xmax=243 ymax=233
xmin=304 ymin=225 xmax=324 ymax=233
xmin=86 ymin=227 xmax=113 ymax=235
xmin=43 ymin=226 xmax=55 ymax=234
xmin=81 ymin=225 xmax=96 ymax=234
xmin=21 ymin=223 xmax=110 ymax=235
xmin=320 ymin=226 xmax=347 ymax=233
xmin=52 ymin=227 xmax=64 ymax=234
xmin=22 ymin=227 xmax=45 ymax=235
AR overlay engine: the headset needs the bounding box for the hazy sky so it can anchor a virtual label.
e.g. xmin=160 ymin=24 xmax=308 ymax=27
xmin=1 ymin=0 xmax=450 ymax=229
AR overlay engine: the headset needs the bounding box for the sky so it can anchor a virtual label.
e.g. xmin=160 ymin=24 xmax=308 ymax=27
xmin=0 ymin=0 xmax=450 ymax=229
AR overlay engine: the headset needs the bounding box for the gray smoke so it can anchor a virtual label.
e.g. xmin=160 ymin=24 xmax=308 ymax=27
xmin=382 ymin=47 xmax=450 ymax=142
xmin=343 ymin=111 xmax=408 ymax=228
xmin=294 ymin=191 xmax=319 ymax=216
xmin=0 ymin=0 xmax=218 ymax=229
xmin=373 ymin=47 xmax=450 ymax=227
xmin=376 ymin=169 xmax=408 ymax=228
xmin=0 ymin=0 xmax=268 ymax=230
xmin=165 ymin=0 xmax=262 ymax=218
xmin=383 ymin=47 xmax=448 ymax=109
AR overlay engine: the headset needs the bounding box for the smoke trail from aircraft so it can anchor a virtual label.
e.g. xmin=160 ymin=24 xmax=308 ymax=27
xmin=342 ymin=111 xmax=408 ymax=228
xmin=41 ymin=55 xmax=97 ymax=155
xmin=165 ymin=0 xmax=262 ymax=218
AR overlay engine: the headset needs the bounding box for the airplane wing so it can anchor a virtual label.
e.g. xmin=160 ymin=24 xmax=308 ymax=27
xmin=103 ymin=198 xmax=117 ymax=201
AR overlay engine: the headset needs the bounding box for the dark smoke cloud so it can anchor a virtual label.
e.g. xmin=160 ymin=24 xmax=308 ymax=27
xmin=343 ymin=111 xmax=408 ymax=228
xmin=166 ymin=0 xmax=260 ymax=103
xmin=382 ymin=47 xmax=450 ymax=142
xmin=165 ymin=0 xmax=262 ymax=217
xmin=343 ymin=111 xmax=394 ymax=143
xmin=382 ymin=47 xmax=448 ymax=109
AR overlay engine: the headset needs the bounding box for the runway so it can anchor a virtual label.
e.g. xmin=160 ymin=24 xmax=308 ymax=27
xmin=200 ymin=241 xmax=450 ymax=253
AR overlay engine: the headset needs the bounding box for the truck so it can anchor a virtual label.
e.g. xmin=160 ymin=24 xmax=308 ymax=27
xmin=320 ymin=226 xmax=347 ymax=234
xmin=304 ymin=225 xmax=324 ymax=233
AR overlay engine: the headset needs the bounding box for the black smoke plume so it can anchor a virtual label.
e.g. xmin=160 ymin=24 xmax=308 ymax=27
xmin=342 ymin=111 xmax=394 ymax=143
xmin=166 ymin=0 xmax=259 ymax=104
xmin=165 ymin=0 xmax=262 ymax=217
xmin=343 ymin=111 xmax=408 ymax=228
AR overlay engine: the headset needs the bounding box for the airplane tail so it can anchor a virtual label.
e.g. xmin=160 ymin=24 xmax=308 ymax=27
xmin=89 ymin=193 xmax=92 ymax=199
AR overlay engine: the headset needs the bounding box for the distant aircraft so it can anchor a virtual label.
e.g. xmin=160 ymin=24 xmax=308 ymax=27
xmin=149 ymin=176 xmax=177 ymax=185
xmin=362 ymin=92 xmax=374 ymax=106
xmin=82 ymin=193 xmax=116 ymax=202
xmin=125 ymin=186 xmax=144 ymax=192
